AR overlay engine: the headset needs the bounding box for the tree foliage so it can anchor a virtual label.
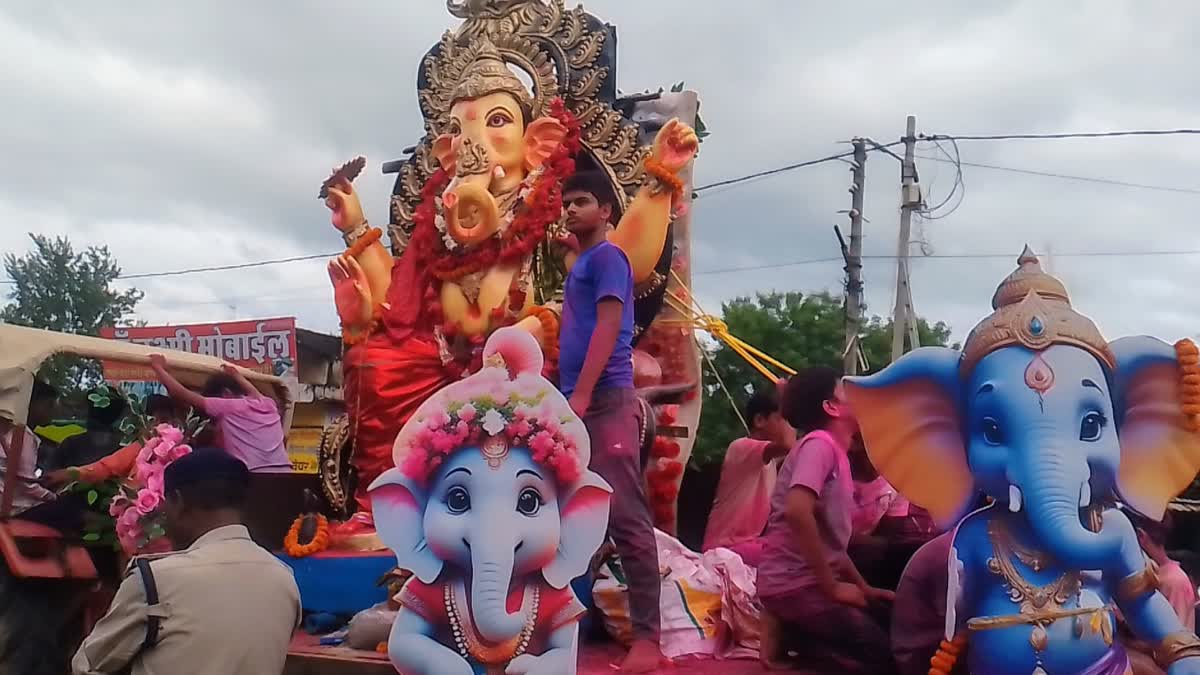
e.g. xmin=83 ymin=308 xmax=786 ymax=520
xmin=692 ymin=291 xmax=954 ymax=467
xmin=2 ymin=234 xmax=143 ymax=392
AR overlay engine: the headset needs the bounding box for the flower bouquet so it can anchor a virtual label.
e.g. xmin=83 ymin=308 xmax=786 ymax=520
xmin=107 ymin=423 xmax=193 ymax=554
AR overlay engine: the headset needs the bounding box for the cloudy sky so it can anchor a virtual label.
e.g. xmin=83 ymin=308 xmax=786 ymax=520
xmin=4 ymin=0 xmax=1200 ymax=345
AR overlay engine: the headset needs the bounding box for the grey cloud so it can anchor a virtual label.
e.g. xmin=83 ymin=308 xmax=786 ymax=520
xmin=4 ymin=0 xmax=1200 ymax=345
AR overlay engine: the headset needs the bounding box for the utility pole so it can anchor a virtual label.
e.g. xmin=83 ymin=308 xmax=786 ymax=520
xmin=840 ymin=139 xmax=867 ymax=375
xmin=891 ymin=115 xmax=920 ymax=362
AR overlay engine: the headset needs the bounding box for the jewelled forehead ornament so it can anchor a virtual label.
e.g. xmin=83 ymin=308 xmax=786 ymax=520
xmin=480 ymin=351 xmax=511 ymax=469
xmin=960 ymin=245 xmax=1115 ymax=378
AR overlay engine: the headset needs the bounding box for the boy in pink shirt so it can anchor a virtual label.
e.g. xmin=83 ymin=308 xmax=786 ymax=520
xmin=757 ymin=367 xmax=896 ymax=673
xmin=150 ymin=356 xmax=292 ymax=473
xmin=702 ymin=387 xmax=794 ymax=566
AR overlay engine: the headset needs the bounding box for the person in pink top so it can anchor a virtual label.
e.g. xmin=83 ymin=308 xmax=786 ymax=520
xmin=757 ymin=366 xmax=896 ymax=673
xmin=701 ymin=387 xmax=794 ymax=566
xmin=150 ymin=356 xmax=292 ymax=473
xmin=1136 ymin=514 xmax=1196 ymax=632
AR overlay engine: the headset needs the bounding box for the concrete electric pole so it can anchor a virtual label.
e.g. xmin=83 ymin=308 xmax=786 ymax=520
xmin=891 ymin=115 xmax=921 ymax=363
xmin=841 ymin=139 xmax=867 ymax=375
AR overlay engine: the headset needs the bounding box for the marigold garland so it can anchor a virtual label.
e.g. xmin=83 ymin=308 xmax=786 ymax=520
xmin=929 ymin=632 xmax=967 ymax=674
xmin=283 ymin=513 xmax=331 ymax=558
xmin=346 ymin=227 xmax=383 ymax=258
xmin=523 ymin=305 xmax=560 ymax=366
xmin=1176 ymin=339 xmax=1200 ymax=432
xmin=643 ymin=157 xmax=685 ymax=199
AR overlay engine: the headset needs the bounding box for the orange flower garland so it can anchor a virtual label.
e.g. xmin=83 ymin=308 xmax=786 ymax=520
xmin=523 ymin=305 xmax=560 ymax=373
xmin=929 ymin=632 xmax=968 ymax=674
xmin=1177 ymin=339 xmax=1200 ymax=432
xmin=347 ymin=227 xmax=383 ymax=258
xmin=643 ymin=157 xmax=685 ymax=200
xmin=283 ymin=513 xmax=331 ymax=558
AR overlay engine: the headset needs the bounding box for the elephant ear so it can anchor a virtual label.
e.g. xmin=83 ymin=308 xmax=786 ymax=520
xmin=542 ymin=470 xmax=612 ymax=589
xmin=368 ymin=468 xmax=444 ymax=584
xmin=1111 ymin=336 xmax=1200 ymax=521
xmin=843 ymin=347 xmax=972 ymax=529
xmin=432 ymin=134 xmax=456 ymax=174
xmin=523 ymin=117 xmax=566 ymax=170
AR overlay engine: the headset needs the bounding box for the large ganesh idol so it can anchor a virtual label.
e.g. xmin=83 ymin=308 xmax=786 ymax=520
xmin=846 ymin=247 xmax=1200 ymax=674
xmin=318 ymin=0 xmax=697 ymax=542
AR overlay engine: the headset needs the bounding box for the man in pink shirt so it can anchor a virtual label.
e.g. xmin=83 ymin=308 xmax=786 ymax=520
xmin=757 ymin=367 xmax=896 ymax=673
xmin=150 ymin=357 xmax=292 ymax=473
xmin=702 ymin=388 xmax=794 ymax=566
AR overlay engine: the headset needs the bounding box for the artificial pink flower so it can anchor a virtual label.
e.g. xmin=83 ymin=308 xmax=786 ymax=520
xmin=529 ymin=431 xmax=556 ymax=461
xmin=108 ymin=495 xmax=131 ymax=518
xmin=153 ymin=439 xmax=176 ymax=459
xmin=167 ymin=443 xmax=192 ymax=462
xmin=138 ymin=457 xmax=166 ymax=485
xmin=138 ymin=439 xmax=160 ymax=463
xmin=456 ymin=403 xmax=477 ymax=422
xmin=156 ymin=424 xmax=184 ymax=444
xmin=120 ymin=506 xmax=142 ymax=526
xmin=135 ymin=489 xmax=162 ymax=515
xmin=146 ymin=471 xmax=165 ymax=496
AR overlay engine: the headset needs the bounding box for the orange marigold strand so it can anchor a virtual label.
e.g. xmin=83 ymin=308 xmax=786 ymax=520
xmin=283 ymin=514 xmax=331 ymax=558
xmin=346 ymin=227 xmax=383 ymax=258
xmin=929 ymin=633 xmax=967 ymax=675
xmin=643 ymin=157 xmax=685 ymax=198
xmin=1177 ymin=339 xmax=1200 ymax=431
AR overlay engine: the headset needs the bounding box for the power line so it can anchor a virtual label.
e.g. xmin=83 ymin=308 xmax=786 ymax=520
xmin=924 ymin=128 xmax=1200 ymax=142
xmin=695 ymin=249 xmax=1200 ymax=276
xmin=917 ymin=154 xmax=1200 ymax=195
xmin=0 ymin=252 xmax=336 ymax=285
xmin=692 ymin=141 xmax=903 ymax=194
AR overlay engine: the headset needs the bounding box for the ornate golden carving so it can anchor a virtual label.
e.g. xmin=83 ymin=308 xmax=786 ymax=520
xmin=388 ymin=0 xmax=650 ymax=256
xmin=961 ymin=245 xmax=1115 ymax=375
xmin=449 ymin=39 xmax=536 ymax=113
xmin=318 ymin=414 xmax=354 ymax=517
xmin=455 ymin=137 xmax=491 ymax=178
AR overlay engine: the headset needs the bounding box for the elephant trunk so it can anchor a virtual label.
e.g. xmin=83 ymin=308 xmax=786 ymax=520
xmin=1019 ymin=440 xmax=1122 ymax=570
xmin=468 ymin=529 xmax=526 ymax=644
xmin=441 ymin=139 xmax=502 ymax=246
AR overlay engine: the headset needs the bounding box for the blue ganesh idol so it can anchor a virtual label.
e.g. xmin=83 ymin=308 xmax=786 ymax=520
xmin=369 ymin=327 xmax=612 ymax=675
xmin=846 ymin=247 xmax=1200 ymax=675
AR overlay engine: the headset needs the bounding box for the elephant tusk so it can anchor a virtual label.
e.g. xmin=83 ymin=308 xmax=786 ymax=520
xmin=1008 ymin=485 xmax=1022 ymax=513
xmin=1080 ymin=481 xmax=1091 ymax=508
xmin=492 ymin=165 xmax=506 ymax=180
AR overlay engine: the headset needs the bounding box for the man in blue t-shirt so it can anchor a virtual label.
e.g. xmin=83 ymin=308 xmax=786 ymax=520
xmin=559 ymin=170 xmax=662 ymax=673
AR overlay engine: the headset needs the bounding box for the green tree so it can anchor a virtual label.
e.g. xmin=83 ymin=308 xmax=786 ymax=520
xmin=2 ymin=234 xmax=143 ymax=392
xmin=692 ymin=291 xmax=954 ymax=467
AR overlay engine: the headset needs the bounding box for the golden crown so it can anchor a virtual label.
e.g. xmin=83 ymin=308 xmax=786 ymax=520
xmin=450 ymin=39 xmax=534 ymax=112
xmin=960 ymin=245 xmax=1114 ymax=375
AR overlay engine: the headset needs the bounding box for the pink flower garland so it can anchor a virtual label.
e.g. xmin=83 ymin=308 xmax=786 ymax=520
xmin=109 ymin=423 xmax=193 ymax=554
xmin=401 ymin=397 xmax=581 ymax=486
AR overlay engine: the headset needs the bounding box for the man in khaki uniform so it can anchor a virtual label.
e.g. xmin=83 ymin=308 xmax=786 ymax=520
xmin=73 ymin=448 xmax=301 ymax=675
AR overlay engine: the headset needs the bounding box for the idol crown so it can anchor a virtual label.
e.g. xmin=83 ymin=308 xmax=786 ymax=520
xmin=450 ymin=39 xmax=534 ymax=112
xmin=960 ymin=245 xmax=1114 ymax=374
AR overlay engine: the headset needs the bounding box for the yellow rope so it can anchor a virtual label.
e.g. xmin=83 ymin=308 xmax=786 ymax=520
xmin=661 ymin=269 xmax=795 ymax=382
